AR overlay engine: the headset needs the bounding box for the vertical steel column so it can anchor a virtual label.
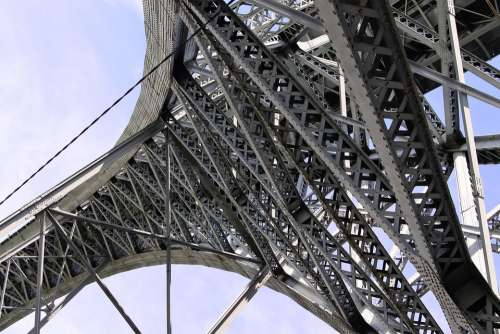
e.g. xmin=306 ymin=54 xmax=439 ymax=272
xmin=437 ymin=0 xmax=460 ymax=139
xmin=0 ymin=259 xmax=11 ymax=319
xmin=338 ymin=66 xmax=347 ymax=118
xmin=165 ymin=131 xmax=172 ymax=334
xmin=442 ymin=0 xmax=498 ymax=290
xmin=338 ymin=66 xmax=352 ymax=171
xmin=34 ymin=214 xmax=46 ymax=334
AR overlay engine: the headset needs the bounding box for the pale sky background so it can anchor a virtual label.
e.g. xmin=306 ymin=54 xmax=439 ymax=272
xmin=0 ymin=1 xmax=498 ymax=333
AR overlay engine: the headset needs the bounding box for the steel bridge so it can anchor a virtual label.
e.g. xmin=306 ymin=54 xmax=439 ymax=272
xmin=1 ymin=0 xmax=499 ymax=333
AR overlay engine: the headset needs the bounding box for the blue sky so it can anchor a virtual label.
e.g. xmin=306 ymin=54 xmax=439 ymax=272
xmin=0 ymin=1 xmax=498 ymax=333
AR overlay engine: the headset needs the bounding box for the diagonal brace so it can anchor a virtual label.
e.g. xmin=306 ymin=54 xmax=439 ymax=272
xmin=207 ymin=266 xmax=271 ymax=334
xmin=46 ymin=211 xmax=142 ymax=334
xmin=27 ymin=262 xmax=108 ymax=334
xmin=50 ymin=208 xmax=261 ymax=265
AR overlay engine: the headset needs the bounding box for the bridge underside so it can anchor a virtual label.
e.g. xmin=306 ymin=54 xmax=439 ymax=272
xmin=0 ymin=247 xmax=349 ymax=332
xmin=0 ymin=0 xmax=499 ymax=333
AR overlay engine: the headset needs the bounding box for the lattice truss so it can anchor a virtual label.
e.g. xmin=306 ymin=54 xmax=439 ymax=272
xmin=488 ymin=205 xmax=500 ymax=254
xmin=0 ymin=0 xmax=499 ymax=333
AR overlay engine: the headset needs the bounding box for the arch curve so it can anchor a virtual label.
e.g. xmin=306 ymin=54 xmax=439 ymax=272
xmin=0 ymin=247 xmax=351 ymax=333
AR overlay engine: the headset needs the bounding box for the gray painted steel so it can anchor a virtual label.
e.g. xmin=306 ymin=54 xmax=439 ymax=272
xmin=1 ymin=0 xmax=499 ymax=333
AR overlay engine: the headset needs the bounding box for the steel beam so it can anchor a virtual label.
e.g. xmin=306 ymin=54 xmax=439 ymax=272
xmin=243 ymin=0 xmax=323 ymax=32
xmin=47 ymin=212 xmax=142 ymax=334
xmin=313 ymin=0 xmax=499 ymax=331
xmin=50 ymin=208 xmax=259 ymax=265
xmin=439 ymin=0 xmax=497 ymax=291
xmin=409 ymin=61 xmax=500 ymax=109
xmin=167 ymin=117 xmax=284 ymax=274
xmin=26 ymin=264 xmax=107 ymax=334
xmin=207 ymin=267 xmax=271 ymax=334
xmin=244 ymin=0 xmax=500 ymax=93
xmin=0 ymin=259 xmax=11 ymax=319
xmin=179 ymin=19 xmax=441 ymax=332
xmin=168 ymin=147 xmax=234 ymax=252
xmin=33 ymin=214 xmax=46 ymax=334
xmin=166 ymin=122 xmax=358 ymax=324
xmin=447 ymin=134 xmax=500 ymax=164
xmin=164 ymin=131 xmax=172 ymax=334
xmin=0 ymin=120 xmax=163 ymax=263
xmin=437 ymin=0 xmax=461 ymax=140
xmin=1 ymin=0 xmax=499 ymax=332
xmin=180 ymin=2 xmax=454 ymax=331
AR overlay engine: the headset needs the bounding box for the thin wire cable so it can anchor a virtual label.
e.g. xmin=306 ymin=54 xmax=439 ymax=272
xmin=0 ymin=3 xmax=226 ymax=208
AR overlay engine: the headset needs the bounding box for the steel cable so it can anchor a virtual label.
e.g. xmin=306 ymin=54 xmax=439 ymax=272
xmin=0 ymin=2 xmax=230 ymax=208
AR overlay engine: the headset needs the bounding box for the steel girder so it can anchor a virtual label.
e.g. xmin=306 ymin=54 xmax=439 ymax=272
xmin=229 ymin=0 xmax=500 ymax=167
xmin=187 ymin=0 xmax=442 ymax=330
xmin=391 ymin=8 xmax=500 ymax=91
xmin=286 ymin=45 xmax=448 ymax=145
xmin=166 ymin=101 xmax=375 ymax=330
xmin=168 ymin=133 xmax=354 ymax=325
xmin=237 ymin=0 xmax=500 ymax=94
xmin=173 ymin=82 xmax=401 ymax=331
xmin=488 ymin=205 xmax=500 ymax=253
xmin=0 ymin=236 xmax=349 ymax=332
xmin=1 ymin=0 xmax=499 ymax=332
xmin=235 ymin=0 xmax=500 ymax=168
xmin=0 ymin=127 xmax=355 ymax=332
xmin=314 ymin=0 xmax=500 ymax=332
xmin=48 ymin=212 xmax=142 ymax=334
xmin=208 ymin=266 xmax=272 ymax=333
xmin=181 ymin=0 xmax=499 ymax=332
xmin=173 ymin=10 xmax=443 ymax=331
xmin=461 ymin=203 xmax=500 ymax=255
xmin=182 ymin=0 xmax=456 ymax=276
